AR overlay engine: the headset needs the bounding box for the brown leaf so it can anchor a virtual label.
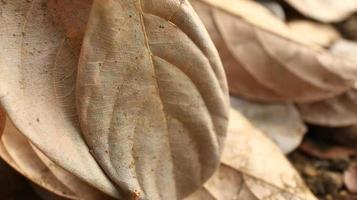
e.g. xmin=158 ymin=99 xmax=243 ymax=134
xmin=344 ymin=161 xmax=357 ymax=193
xmin=32 ymin=146 xmax=115 ymax=200
xmin=191 ymin=0 xmax=357 ymax=103
xmin=76 ymin=1 xmax=229 ymax=199
xmin=0 ymin=118 xmax=76 ymax=199
xmin=284 ymin=0 xmax=357 ymax=23
xmin=0 ymin=116 xmax=116 ymax=200
xmin=298 ymin=89 xmax=357 ymax=127
xmin=300 ymin=138 xmax=357 ymax=160
xmin=297 ymin=40 xmax=357 ymax=127
xmin=230 ymin=97 xmax=306 ymax=154
xmin=186 ymin=109 xmax=317 ymax=200
xmin=0 ymin=0 xmax=120 ymax=197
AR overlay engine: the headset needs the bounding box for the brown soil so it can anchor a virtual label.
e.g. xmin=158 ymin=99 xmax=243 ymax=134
xmin=289 ymin=150 xmax=357 ymax=200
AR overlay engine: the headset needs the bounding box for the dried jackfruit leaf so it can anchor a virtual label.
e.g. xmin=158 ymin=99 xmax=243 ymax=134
xmin=284 ymin=0 xmax=357 ymax=23
xmin=0 ymin=118 xmax=76 ymax=199
xmin=186 ymin=109 xmax=317 ymax=200
xmin=0 ymin=0 xmax=120 ymax=197
xmin=76 ymin=0 xmax=229 ymax=199
xmin=230 ymin=97 xmax=306 ymax=154
xmin=288 ymin=20 xmax=341 ymax=47
xmin=192 ymin=0 xmax=357 ymax=103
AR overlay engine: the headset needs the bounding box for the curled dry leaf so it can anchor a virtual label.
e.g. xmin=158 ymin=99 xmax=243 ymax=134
xmin=77 ymin=0 xmax=229 ymax=199
xmin=288 ymin=20 xmax=341 ymax=47
xmin=300 ymin=138 xmax=357 ymax=160
xmin=0 ymin=0 xmax=229 ymax=199
xmin=230 ymin=97 xmax=306 ymax=154
xmin=32 ymin=146 xmax=115 ymax=200
xmin=0 ymin=116 xmax=117 ymax=200
xmin=298 ymin=40 xmax=357 ymax=127
xmin=298 ymin=89 xmax=357 ymax=127
xmin=186 ymin=109 xmax=317 ymax=200
xmin=0 ymin=118 xmax=76 ymax=199
xmin=284 ymin=0 xmax=357 ymax=23
xmin=191 ymin=0 xmax=357 ymax=103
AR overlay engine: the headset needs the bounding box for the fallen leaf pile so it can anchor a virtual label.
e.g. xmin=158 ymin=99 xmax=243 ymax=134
xmin=0 ymin=0 xmax=357 ymax=199
xmin=191 ymin=0 xmax=357 ymax=199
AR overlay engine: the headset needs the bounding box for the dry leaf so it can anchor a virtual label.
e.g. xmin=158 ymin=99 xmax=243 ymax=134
xmin=0 ymin=0 xmax=229 ymax=199
xmin=300 ymin=138 xmax=357 ymax=159
xmin=186 ymin=109 xmax=317 ymax=200
xmin=230 ymin=97 xmax=306 ymax=154
xmin=330 ymin=39 xmax=357 ymax=63
xmin=0 ymin=118 xmax=76 ymax=199
xmin=288 ymin=20 xmax=341 ymax=47
xmin=284 ymin=0 xmax=357 ymax=23
xmin=298 ymin=41 xmax=357 ymax=127
xmin=344 ymin=161 xmax=357 ymax=193
xmin=0 ymin=0 xmax=119 ymax=197
xmin=32 ymin=146 xmax=115 ymax=200
xmin=191 ymin=0 xmax=357 ymax=103
xmin=0 ymin=116 xmax=118 ymax=200
xmin=298 ymin=89 xmax=357 ymax=127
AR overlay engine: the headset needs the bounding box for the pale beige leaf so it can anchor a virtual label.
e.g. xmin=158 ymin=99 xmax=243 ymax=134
xmin=230 ymin=97 xmax=306 ymax=154
xmin=0 ymin=118 xmax=76 ymax=199
xmin=298 ymin=41 xmax=357 ymax=127
xmin=0 ymin=0 xmax=120 ymax=197
xmin=288 ymin=20 xmax=341 ymax=47
xmin=32 ymin=145 xmax=115 ymax=200
xmin=186 ymin=109 xmax=317 ymax=200
xmin=192 ymin=0 xmax=357 ymax=103
xmin=284 ymin=0 xmax=357 ymax=23
xmin=330 ymin=39 xmax=357 ymax=63
xmin=298 ymin=89 xmax=357 ymax=127
xmin=76 ymin=0 xmax=229 ymax=199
